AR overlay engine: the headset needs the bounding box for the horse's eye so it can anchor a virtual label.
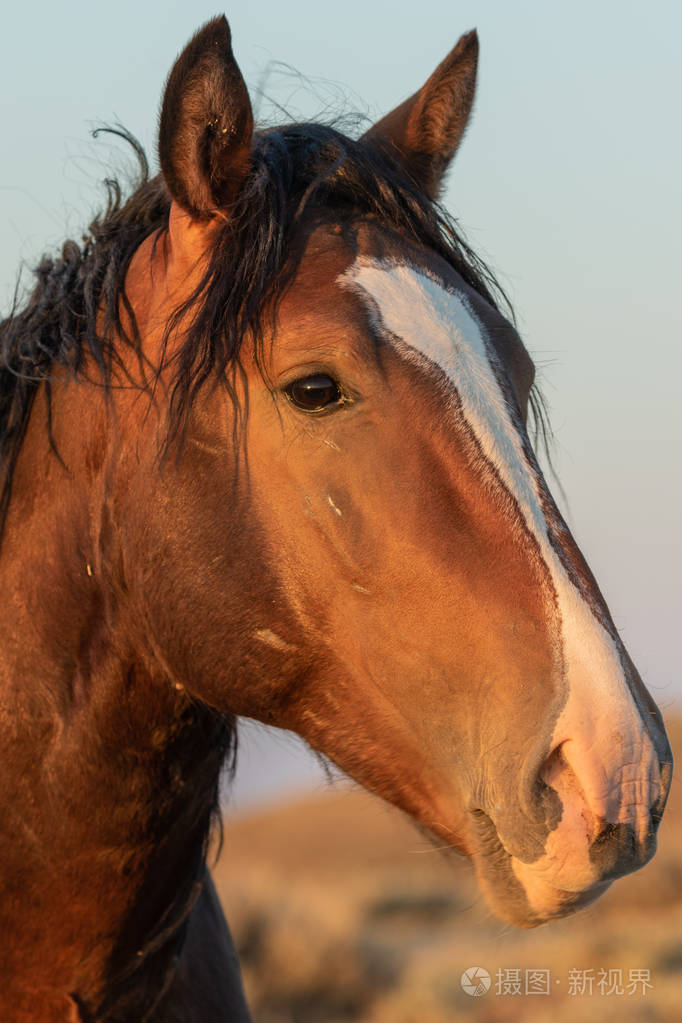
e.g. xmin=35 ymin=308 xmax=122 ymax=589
xmin=285 ymin=374 xmax=343 ymax=413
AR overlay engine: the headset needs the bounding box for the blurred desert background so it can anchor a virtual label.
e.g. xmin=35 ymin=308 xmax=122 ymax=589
xmin=213 ymin=717 xmax=682 ymax=1023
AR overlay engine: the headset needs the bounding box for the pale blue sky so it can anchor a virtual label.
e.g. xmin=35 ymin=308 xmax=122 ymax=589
xmin=1 ymin=2 xmax=680 ymax=805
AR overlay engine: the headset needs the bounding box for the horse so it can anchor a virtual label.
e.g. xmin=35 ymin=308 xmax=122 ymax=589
xmin=0 ymin=15 xmax=672 ymax=1022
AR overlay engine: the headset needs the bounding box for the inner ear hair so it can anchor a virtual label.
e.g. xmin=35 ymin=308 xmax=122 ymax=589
xmin=158 ymin=16 xmax=254 ymax=218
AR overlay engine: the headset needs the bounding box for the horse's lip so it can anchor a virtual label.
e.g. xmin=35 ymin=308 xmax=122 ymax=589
xmin=513 ymin=871 xmax=613 ymax=923
xmin=466 ymin=807 xmax=612 ymax=927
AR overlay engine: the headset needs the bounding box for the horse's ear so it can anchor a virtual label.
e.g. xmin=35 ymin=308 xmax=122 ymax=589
xmin=362 ymin=30 xmax=478 ymax=200
xmin=159 ymin=16 xmax=253 ymax=218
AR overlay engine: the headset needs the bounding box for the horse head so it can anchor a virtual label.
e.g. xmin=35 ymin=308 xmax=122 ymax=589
xmin=98 ymin=17 xmax=671 ymax=927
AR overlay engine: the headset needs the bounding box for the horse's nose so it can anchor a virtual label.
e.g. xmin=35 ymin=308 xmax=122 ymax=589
xmin=540 ymin=735 xmax=668 ymax=875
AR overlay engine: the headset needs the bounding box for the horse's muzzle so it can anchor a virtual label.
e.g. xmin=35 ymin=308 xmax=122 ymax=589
xmin=469 ymin=726 xmax=672 ymax=926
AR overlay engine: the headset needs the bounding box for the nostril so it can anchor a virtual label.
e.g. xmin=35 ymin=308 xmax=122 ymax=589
xmin=540 ymin=743 xmax=569 ymax=789
xmin=541 ymin=742 xmax=586 ymax=801
xmin=539 ymin=741 xmax=599 ymax=842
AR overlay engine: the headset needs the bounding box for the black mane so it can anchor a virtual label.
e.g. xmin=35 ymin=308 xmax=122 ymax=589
xmin=0 ymin=121 xmax=522 ymax=533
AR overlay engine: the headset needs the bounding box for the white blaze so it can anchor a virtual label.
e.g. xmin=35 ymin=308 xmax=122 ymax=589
xmin=340 ymin=258 xmax=657 ymax=828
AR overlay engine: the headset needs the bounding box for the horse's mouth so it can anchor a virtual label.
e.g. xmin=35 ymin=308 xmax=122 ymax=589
xmin=467 ymin=809 xmax=613 ymax=928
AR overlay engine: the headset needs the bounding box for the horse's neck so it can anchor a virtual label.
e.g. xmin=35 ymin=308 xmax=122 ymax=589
xmin=0 ymin=386 xmax=230 ymax=1018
